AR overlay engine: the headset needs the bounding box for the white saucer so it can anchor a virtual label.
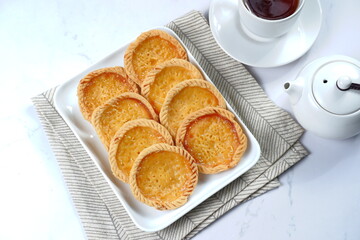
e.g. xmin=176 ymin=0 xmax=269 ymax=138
xmin=209 ymin=0 xmax=322 ymax=68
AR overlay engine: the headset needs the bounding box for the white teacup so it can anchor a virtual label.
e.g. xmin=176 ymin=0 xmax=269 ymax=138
xmin=238 ymin=0 xmax=305 ymax=39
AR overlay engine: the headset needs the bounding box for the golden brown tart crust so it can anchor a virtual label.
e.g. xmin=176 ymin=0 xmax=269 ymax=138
xmin=159 ymin=79 xmax=226 ymax=138
xmin=176 ymin=107 xmax=247 ymax=174
xmin=129 ymin=143 xmax=198 ymax=210
xmin=91 ymin=92 xmax=158 ymax=150
xmin=108 ymin=119 xmax=173 ymax=183
xmin=124 ymin=29 xmax=188 ymax=85
xmin=77 ymin=66 xmax=138 ymax=121
xmin=141 ymin=59 xmax=204 ymax=114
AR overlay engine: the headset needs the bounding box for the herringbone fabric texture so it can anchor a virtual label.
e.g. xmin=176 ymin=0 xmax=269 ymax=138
xmin=32 ymin=11 xmax=308 ymax=240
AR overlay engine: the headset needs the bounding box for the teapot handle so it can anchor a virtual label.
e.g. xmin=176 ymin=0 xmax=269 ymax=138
xmin=349 ymin=83 xmax=360 ymax=91
xmin=336 ymin=76 xmax=360 ymax=91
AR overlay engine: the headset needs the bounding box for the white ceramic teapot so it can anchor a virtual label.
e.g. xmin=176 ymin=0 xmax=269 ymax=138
xmin=284 ymin=55 xmax=360 ymax=139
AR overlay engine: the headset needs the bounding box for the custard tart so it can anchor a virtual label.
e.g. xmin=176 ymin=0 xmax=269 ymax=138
xmin=141 ymin=59 xmax=204 ymax=114
xmin=77 ymin=66 xmax=138 ymax=121
xmin=129 ymin=143 xmax=198 ymax=210
xmin=124 ymin=29 xmax=187 ymax=85
xmin=91 ymin=92 xmax=158 ymax=150
xmin=176 ymin=107 xmax=247 ymax=174
xmin=108 ymin=119 xmax=173 ymax=183
xmin=160 ymin=79 xmax=226 ymax=137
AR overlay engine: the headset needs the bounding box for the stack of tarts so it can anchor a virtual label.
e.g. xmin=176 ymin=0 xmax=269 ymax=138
xmin=77 ymin=29 xmax=247 ymax=211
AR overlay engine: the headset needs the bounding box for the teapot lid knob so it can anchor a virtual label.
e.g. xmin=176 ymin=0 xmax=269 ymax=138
xmin=336 ymin=76 xmax=352 ymax=90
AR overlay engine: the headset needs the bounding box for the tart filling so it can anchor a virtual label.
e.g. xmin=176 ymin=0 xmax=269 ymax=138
xmin=109 ymin=119 xmax=173 ymax=183
xmin=77 ymin=66 xmax=138 ymax=121
xmin=176 ymin=107 xmax=247 ymax=174
xmin=129 ymin=143 xmax=198 ymax=210
xmin=124 ymin=30 xmax=187 ymax=85
xmin=141 ymin=59 xmax=204 ymax=114
xmin=92 ymin=92 xmax=158 ymax=150
xmin=160 ymin=79 xmax=226 ymax=137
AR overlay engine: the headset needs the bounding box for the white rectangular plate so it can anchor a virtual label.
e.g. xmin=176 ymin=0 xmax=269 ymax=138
xmin=54 ymin=26 xmax=261 ymax=232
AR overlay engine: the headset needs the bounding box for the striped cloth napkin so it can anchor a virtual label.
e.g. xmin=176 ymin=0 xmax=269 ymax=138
xmin=32 ymin=11 xmax=308 ymax=240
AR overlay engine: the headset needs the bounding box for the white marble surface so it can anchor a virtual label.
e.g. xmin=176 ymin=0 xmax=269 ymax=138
xmin=1 ymin=0 xmax=360 ymax=239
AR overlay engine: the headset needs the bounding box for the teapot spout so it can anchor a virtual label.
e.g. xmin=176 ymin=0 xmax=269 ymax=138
xmin=284 ymin=79 xmax=303 ymax=105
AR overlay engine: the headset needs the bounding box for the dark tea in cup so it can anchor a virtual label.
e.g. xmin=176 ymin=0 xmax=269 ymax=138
xmin=244 ymin=0 xmax=299 ymax=20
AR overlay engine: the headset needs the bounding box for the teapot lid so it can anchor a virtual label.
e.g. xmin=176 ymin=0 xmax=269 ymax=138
xmin=312 ymin=59 xmax=360 ymax=115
